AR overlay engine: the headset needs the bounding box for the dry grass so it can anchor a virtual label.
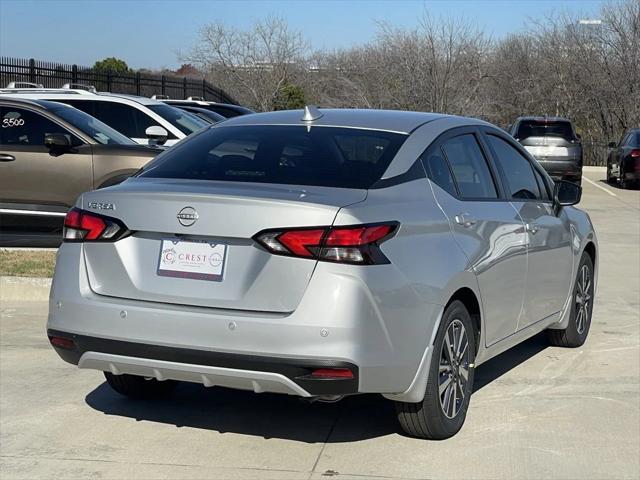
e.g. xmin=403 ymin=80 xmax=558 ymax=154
xmin=0 ymin=250 xmax=56 ymax=277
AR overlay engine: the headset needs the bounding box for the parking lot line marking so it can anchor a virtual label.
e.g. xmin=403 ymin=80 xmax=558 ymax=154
xmin=583 ymin=177 xmax=617 ymax=197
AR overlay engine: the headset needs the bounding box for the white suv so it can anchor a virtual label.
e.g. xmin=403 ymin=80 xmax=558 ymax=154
xmin=0 ymin=87 xmax=209 ymax=146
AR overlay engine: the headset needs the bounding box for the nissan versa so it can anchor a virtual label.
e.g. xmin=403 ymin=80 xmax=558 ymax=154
xmin=47 ymin=107 xmax=598 ymax=439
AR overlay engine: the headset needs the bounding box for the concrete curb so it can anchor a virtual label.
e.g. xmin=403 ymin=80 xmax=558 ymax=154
xmin=1 ymin=276 xmax=51 ymax=303
xmin=583 ymin=166 xmax=606 ymax=172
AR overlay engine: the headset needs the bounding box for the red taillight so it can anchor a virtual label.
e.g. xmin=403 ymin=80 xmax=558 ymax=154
xmin=49 ymin=336 xmax=74 ymax=350
xmin=254 ymin=222 xmax=398 ymax=265
xmin=325 ymin=224 xmax=394 ymax=246
xmin=631 ymin=149 xmax=640 ymax=158
xmin=278 ymin=229 xmax=325 ymax=257
xmin=311 ymin=368 xmax=354 ymax=379
xmin=63 ymin=208 xmax=127 ymax=242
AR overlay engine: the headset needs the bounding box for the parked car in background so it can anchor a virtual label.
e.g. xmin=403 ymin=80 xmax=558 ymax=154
xmin=0 ymin=98 xmax=160 ymax=246
xmin=172 ymin=105 xmax=226 ymax=124
xmin=0 ymin=86 xmax=209 ymax=146
xmin=157 ymin=97 xmax=255 ymax=118
xmin=509 ymin=116 xmax=583 ymax=185
xmin=47 ymin=107 xmax=597 ymax=440
xmin=606 ymin=128 xmax=640 ymax=189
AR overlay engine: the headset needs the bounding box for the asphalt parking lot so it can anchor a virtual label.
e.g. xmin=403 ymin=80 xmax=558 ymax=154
xmin=1 ymin=170 xmax=638 ymax=480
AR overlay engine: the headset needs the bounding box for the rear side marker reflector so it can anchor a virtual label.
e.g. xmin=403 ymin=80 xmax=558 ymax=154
xmin=63 ymin=208 xmax=128 ymax=242
xmin=311 ymin=368 xmax=354 ymax=379
xmin=49 ymin=336 xmax=75 ymax=350
xmin=254 ymin=223 xmax=398 ymax=265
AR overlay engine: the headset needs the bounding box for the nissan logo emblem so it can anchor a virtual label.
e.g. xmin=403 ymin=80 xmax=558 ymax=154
xmin=177 ymin=206 xmax=199 ymax=227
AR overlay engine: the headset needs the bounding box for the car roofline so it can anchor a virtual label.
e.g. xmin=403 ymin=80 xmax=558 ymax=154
xmin=516 ymin=116 xmax=574 ymax=123
xmin=213 ymin=122 xmax=413 ymax=135
xmin=217 ymin=108 xmax=459 ymax=135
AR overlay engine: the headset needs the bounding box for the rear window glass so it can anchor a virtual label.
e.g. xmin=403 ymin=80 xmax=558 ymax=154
xmin=516 ymin=120 xmax=575 ymax=140
xmin=140 ymin=125 xmax=406 ymax=189
xmin=630 ymin=133 xmax=640 ymax=147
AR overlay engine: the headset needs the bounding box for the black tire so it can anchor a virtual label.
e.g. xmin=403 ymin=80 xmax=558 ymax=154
xmin=395 ymin=300 xmax=476 ymax=440
xmin=104 ymin=372 xmax=178 ymax=399
xmin=548 ymin=252 xmax=594 ymax=348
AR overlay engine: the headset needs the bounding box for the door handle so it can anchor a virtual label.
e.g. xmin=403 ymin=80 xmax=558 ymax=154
xmin=0 ymin=154 xmax=15 ymax=162
xmin=454 ymin=213 xmax=477 ymax=228
xmin=526 ymin=223 xmax=539 ymax=234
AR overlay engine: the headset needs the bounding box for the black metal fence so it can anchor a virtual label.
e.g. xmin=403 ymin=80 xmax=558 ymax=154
xmin=0 ymin=57 xmax=237 ymax=104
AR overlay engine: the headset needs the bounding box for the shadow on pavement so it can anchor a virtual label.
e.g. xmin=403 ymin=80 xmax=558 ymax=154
xmin=86 ymin=381 xmax=399 ymax=442
xmin=473 ymin=332 xmax=549 ymax=391
xmin=85 ymin=333 xmax=549 ymax=442
xmin=597 ymin=178 xmax=638 ymax=190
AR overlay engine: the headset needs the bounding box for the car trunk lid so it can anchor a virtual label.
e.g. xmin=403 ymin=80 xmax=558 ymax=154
xmin=80 ymin=178 xmax=366 ymax=312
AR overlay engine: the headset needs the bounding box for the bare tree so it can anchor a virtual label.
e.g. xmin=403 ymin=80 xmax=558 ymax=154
xmin=183 ymin=1 xmax=639 ymax=165
xmin=184 ymin=17 xmax=309 ymax=111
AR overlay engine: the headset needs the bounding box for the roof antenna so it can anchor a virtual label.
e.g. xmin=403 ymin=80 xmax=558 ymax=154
xmin=302 ymin=105 xmax=323 ymax=122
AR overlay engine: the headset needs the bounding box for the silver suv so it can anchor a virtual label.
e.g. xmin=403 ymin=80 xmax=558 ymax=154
xmin=509 ymin=117 xmax=583 ymax=185
xmin=47 ymin=108 xmax=597 ymax=439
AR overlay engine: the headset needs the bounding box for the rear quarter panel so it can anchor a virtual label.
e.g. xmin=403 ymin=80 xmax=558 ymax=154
xmin=334 ymin=179 xmax=481 ymax=392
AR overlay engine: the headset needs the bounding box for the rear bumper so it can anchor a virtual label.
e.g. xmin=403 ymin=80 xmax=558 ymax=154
xmin=48 ymin=243 xmax=443 ymax=399
xmin=536 ymin=158 xmax=582 ymax=180
xmin=621 ymin=171 xmax=640 ymax=181
xmin=48 ymin=329 xmax=358 ymax=396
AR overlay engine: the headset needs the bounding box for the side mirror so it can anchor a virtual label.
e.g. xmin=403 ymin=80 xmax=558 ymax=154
xmin=145 ymin=126 xmax=168 ymax=146
xmin=608 ymin=141 xmax=616 ymax=148
xmin=554 ymin=180 xmax=582 ymax=207
xmin=44 ymin=133 xmax=71 ymax=150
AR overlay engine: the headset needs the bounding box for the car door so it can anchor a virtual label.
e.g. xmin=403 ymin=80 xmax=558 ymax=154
xmin=0 ymin=105 xmax=93 ymax=232
xmin=421 ymin=128 xmax=528 ymax=347
xmin=482 ymin=131 xmax=573 ymax=329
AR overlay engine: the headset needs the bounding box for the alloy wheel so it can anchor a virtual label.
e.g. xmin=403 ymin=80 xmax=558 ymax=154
xmin=575 ymin=264 xmax=592 ymax=334
xmin=438 ymin=319 xmax=470 ymax=419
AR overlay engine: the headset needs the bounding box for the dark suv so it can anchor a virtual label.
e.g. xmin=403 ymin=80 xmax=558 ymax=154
xmin=509 ymin=117 xmax=583 ymax=185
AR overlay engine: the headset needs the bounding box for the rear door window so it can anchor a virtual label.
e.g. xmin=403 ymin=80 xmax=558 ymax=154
xmin=140 ymin=125 xmax=407 ymax=189
xmin=423 ymin=151 xmax=457 ymax=197
xmin=438 ymin=134 xmax=498 ymax=199
xmin=486 ymin=135 xmax=541 ymax=200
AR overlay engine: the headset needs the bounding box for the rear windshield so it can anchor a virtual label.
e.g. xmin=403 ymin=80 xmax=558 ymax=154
xmin=139 ymin=125 xmax=407 ymax=189
xmin=630 ymin=132 xmax=640 ymax=146
xmin=516 ymin=120 xmax=575 ymax=140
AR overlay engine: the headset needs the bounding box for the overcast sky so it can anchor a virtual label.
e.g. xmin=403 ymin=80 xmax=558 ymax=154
xmin=0 ymin=0 xmax=607 ymax=70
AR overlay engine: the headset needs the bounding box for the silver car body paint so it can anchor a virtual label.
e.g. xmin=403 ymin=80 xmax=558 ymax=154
xmin=48 ymin=109 xmax=598 ymax=402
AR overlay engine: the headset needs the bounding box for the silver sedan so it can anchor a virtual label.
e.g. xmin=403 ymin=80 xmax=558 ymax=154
xmin=47 ymin=107 xmax=597 ymax=439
